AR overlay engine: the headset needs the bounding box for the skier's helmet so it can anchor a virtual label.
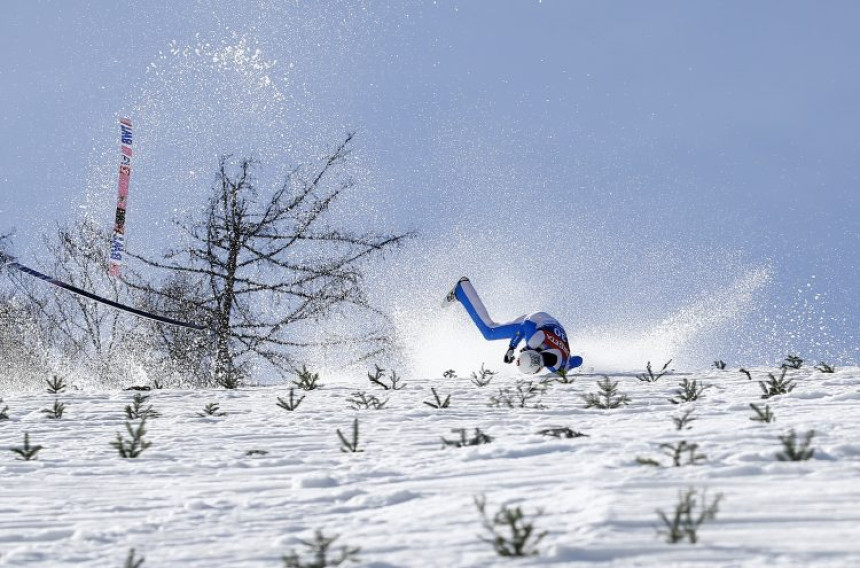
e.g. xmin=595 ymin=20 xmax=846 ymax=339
xmin=516 ymin=349 xmax=543 ymax=375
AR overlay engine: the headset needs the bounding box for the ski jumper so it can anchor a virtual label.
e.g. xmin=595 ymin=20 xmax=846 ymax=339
xmin=450 ymin=278 xmax=583 ymax=373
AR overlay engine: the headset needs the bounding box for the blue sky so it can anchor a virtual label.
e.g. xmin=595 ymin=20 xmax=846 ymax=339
xmin=1 ymin=1 xmax=857 ymax=367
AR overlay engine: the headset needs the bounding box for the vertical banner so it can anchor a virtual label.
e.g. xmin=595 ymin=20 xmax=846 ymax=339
xmin=109 ymin=118 xmax=133 ymax=278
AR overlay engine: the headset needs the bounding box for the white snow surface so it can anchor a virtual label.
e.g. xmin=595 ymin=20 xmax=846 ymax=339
xmin=1 ymin=366 xmax=859 ymax=567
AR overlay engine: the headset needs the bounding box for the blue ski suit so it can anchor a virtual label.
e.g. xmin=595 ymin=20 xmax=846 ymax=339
xmin=449 ymin=278 xmax=583 ymax=373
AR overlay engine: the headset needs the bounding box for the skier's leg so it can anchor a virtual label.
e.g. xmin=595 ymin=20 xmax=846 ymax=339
xmin=453 ymin=278 xmax=522 ymax=341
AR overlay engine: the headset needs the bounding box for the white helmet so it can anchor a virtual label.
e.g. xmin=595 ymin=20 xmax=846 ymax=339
xmin=516 ymin=349 xmax=543 ymax=375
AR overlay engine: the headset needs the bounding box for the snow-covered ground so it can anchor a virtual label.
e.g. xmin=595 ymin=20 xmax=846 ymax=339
xmin=1 ymin=365 xmax=859 ymax=567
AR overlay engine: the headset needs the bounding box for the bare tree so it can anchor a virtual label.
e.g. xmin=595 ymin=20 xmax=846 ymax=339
xmin=132 ymin=133 xmax=413 ymax=386
xmin=4 ymin=219 xmax=154 ymax=387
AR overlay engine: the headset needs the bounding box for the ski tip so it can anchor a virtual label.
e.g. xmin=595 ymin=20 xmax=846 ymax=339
xmin=568 ymin=356 xmax=584 ymax=369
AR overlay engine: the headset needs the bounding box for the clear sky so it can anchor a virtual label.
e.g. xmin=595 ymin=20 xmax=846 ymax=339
xmin=1 ymin=1 xmax=857 ymax=368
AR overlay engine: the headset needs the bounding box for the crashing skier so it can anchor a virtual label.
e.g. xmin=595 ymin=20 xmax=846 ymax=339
xmin=443 ymin=277 xmax=583 ymax=375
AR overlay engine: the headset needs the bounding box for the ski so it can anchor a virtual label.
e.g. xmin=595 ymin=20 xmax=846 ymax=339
xmin=109 ymin=118 xmax=133 ymax=279
xmin=2 ymin=254 xmax=208 ymax=331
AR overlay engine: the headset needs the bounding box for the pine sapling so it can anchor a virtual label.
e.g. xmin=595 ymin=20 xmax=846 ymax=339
xmin=366 ymin=364 xmax=405 ymax=390
xmin=111 ymin=419 xmax=152 ymax=458
xmin=475 ymin=495 xmax=547 ymax=557
xmin=489 ymin=380 xmax=546 ymax=409
xmin=672 ymin=408 xmax=697 ymax=430
xmin=657 ymin=488 xmax=722 ymax=544
xmin=442 ymin=428 xmax=493 ymax=448
xmin=739 ymin=368 xmax=753 ymax=381
xmin=346 ymin=391 xmax=388 ymax=410
xmin=443 ymin=369 xmax=457 ymax=379
xmin=637 ymin=441 xmax=706 ymax=467
xmin=669 ymin=379 xmax=706 ymax=404
xmin=46 ymin=375 xmax=67 ymax=394
xmin=0 ymin=398 xmax=10 ymax=421
xmin=582 ymin=376 xmax=630 ymax=409
xmin=660 ymin=441 xmax=707 ymax=466
xmin=293 ymin=365 xmax=323 ymax=390
xmin=552 ymin=367 xmax=575 ymax=384
xmin=281 ymin=529 xmax=360 ymax=568
xmin=470 ymin=363 xmax=497 ymax=387
xmin=776 ymin=429 xmax=815 ymax=461
xmin=749 ymin=403 xmax=775 ymax=423
xmin=814 ymin=362 xmax=836 ymax=373
xmin=337 ymin=418 xmax=363 ymax=453
xmin=277 ymin=389 xmax=306 ymax=412
xmin=537 ymin=427 xmax=588 ymax=439
xmin=197 ymin=402 xmax=227 ymax=417
xmin=637 ymin=359 xmax=673 ymax=382
xmin=124 ymin=548 xmax=145 ymax=568
xmin=423 ymin=387 xmax=451 ymax=409
xmin=41 ymin=399 xmax=66 ymax=419
xmin=712 ymin=360 xmax=727 ymax=370
xmin=782 ymin=354 xmax=804 ymax=370
xmin=11 ymin=432 xmax=43 ymax=461
xmin=758 ymin=368 xmax=796 ymax=399
xmin=125 ymin=393 xmax=161 ymax=420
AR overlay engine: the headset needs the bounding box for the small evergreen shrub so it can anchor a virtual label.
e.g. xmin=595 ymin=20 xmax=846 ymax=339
xmin=814 ymin=362 xmax=836 ymax=373
xmin=758 ymin=368 xmax=796 ymax=399
xmin=470 ymin=363 xmax=497 ymax=387
xmin=282 ymin=529 xmax=360 ymax=568
xmin=197 ymin=402 xmax=227 ymax=417
xmin=152 ymin=379 xmax=164 ymax=390
xmin=475 ymin=495 xmax=547 ymax=557
xmin=749 ymin=403 xmax=775 ymax=423
xmin=637 ymin=441 xmax=706 ymax=467
xmin=214 ymin=368 xmax=243 ymax=390
xmin=637 ymin=359 xmax=673 ymax=382
xmin=669 ymin=379 xmax=706 ymax=404
xmin=41 ymin=399 xmax=66 ymax=419
xmin=0 ymin=398 xmax=10 ymax=421
xmin=537 ymin=427 xmax=588 ymax=439
xmin=582 ymin=376 xmax=630 ymax=409
xmin=367 ymin=365 xmax=405 ymax=390
xmin=776 ymin=429 xmax=815 ymax=461
xmin=293 ymin=365 xmax=323 ymax=390
xmin=245 ymin=449 xmax=269 ymax=457
xmin=125 ymin=393 xmax=161 ymax=420
xmin=712 ymin=360 xmax=727 ymax=370
xmin=551 ymin=367 xmax=575 ymax=384
xmin=442 ymin=428 xmax=493 ymax=448
xmin=423 ymin=387 xmax=451 ymax=409
xmin=124 ymin=548 xmax=145 ymax=568
xmin=672 ymin=408 xmax=696 ymax=430
xmin=46 ymin=375 xmax=67 ymax=394
xmin=337 ymin=418 xmax=363 ymax=453
xmin=489 ymin=380 xmax=546 ymax=409
xmin=782 ymin=354 xmax=804 ymax=370
xmin=443 ymin=369 xmax=457 ymax=379
xmin=111 ymin=420 xmax=151 ymax=458
xmin=277 ymin=389 xmax=306 ymax=412
xmin=11 ymin=432 xmax=42 ymax=461
xmin=739 ymin=368 xmax=753 ymax=381
xmin=346 ymin=391 xmax=388 ymax=410
xmin=657 ymin=487 xmax=722 ymax=544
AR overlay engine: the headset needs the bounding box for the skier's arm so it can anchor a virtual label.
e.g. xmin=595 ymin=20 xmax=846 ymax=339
xmin=504 ymin=330 xmax=524 ymax=363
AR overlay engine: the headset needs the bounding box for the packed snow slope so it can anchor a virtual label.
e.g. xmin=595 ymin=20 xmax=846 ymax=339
xmin=1 ymin=365 xmax=859 ymax=567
